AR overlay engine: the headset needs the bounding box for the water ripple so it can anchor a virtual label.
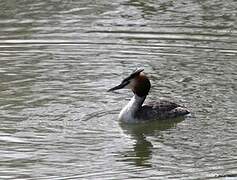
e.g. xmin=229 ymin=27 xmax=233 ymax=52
xmin=0 ymin=0 xmax=236 ymax=179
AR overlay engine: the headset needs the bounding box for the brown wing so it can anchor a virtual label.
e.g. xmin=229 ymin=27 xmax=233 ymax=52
xmin=135 ymin=100 xmax=184 ymax=120
xmin=145 ymin=100 xmax=180 ymax=111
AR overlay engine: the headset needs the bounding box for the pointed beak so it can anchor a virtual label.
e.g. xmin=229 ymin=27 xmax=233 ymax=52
xmin=107 ymin=81 xmax=129 ymax=92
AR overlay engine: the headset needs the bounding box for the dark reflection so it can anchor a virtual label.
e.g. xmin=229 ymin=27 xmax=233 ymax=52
xmin=123 ymin=0 xmax=174 ymax=18
xmin=123 ymin=0 xmax=157 ymax=16
xmin=117 ymin=118 xmax=184 ymax=167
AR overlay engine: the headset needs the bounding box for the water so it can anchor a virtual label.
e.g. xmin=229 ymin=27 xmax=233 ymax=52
xmin=0 ymin=0 xmax=236 ymax=179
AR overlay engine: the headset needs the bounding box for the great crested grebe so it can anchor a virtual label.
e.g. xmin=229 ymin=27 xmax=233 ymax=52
xmin=108 ymin=69 xmax=190 ymax=123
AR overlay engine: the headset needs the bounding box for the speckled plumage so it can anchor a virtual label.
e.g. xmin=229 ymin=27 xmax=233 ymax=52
xmin=137 ymin=100 xmax=189 ymax=121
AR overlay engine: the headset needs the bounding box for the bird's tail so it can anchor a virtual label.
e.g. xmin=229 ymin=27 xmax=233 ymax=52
xmin=169 ymin=107 xmax=190 ymax=118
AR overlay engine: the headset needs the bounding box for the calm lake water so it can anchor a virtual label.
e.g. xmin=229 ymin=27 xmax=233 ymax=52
xmin=0 ymin=0 xmax=236 ymax=179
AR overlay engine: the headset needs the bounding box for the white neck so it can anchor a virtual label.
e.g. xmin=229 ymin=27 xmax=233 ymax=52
xmin=119 ymin=94 xmax=146 ymax=123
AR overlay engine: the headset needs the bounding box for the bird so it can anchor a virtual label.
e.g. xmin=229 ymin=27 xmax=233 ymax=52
xmin=108 ymin=68 xmax=190 ymax=123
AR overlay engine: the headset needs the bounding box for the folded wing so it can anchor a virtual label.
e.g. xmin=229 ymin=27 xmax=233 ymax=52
xmin=136 ymin=100 xmax=189 ymax=121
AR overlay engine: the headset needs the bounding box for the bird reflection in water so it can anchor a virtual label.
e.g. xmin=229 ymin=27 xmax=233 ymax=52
xmin=117 ymin=118 xmax=185 ymax=167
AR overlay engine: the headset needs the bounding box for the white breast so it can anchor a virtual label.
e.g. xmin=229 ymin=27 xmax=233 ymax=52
xmin=118 ymin=95 xmax=145 ymax=123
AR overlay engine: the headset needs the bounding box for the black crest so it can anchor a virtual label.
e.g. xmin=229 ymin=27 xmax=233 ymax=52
xmin=123 ymin=68 xmax=144 ymax=82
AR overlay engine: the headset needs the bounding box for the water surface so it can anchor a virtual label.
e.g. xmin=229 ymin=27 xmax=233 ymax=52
xmin=0 ymin=0 xmax=236 ymax=179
